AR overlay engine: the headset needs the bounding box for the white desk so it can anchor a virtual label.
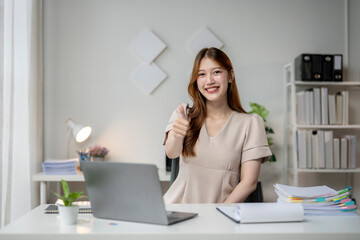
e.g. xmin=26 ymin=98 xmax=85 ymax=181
xmin=1 ymin=204 xmax=359 ymax=240
xmin=33 ymin=168 xmax=171 ymax=204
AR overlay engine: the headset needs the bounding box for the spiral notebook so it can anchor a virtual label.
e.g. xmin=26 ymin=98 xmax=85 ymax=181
xmin=44 ymin=204 xmax=92 ymax=214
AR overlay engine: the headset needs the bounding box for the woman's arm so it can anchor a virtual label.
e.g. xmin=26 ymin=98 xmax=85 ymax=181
xmin=223 ymin=159 xmax=261 ymax=203
xmin=165 ymin=105 xmax=189 ymax=159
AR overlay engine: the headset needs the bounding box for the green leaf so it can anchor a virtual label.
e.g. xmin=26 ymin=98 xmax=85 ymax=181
xmin=265 ymin=126 xmax=274 ymax=134
xmin=61 ymin=179 xmax=70 ymax=198
xmin=269 ymin=154 xmax=277 ymax=162
xmin=249 ymin=102 xmax=269 ymax=121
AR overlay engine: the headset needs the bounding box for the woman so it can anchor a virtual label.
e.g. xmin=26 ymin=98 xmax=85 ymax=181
xmin=163 ymin=47 xmax=272 ymax=203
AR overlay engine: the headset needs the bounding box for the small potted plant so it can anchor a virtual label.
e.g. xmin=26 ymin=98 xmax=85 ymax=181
xmin=248 ymin=102 xmax=276 ymax=162
xmin=89 ymin=145 xmax=109 ymax=161
xmin=53 ymin=179 xmax=86 ymax=225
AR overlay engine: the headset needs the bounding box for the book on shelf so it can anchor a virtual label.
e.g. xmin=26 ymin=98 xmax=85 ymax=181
xmin=336 ymin=92 xmax=343 ymax=125
xmin=333 ymin=138 xmax=340 ymax=169
xmin=306 ymin=131 xmax=313 ymax=168
xmin=342 ymin=91 xmax=349 ymax=125
xmin=328 ymin=94 xmax=336 ymax=124
xmin=340 ymin=138 xmax=348 ymax=169
xmin=296 ymin=88 xmax=349 ymax=126
xmin=345 ymin=135 xmax=357 ymax=169
xmin=297 ymin=130 xmax=307 ymax=169
xmin=296 ymin=131 xmax=356 ymax=170
xmin=311 ymin=131 xmax=319 ymax=169
xmin=321 ymin=87 xmax=329 ymax=125
xmin=313 ymin=88 xmax=321 ymax=125
xmin=306 ymin=89 xmax=314 ymax=125
xmin=318 ymin=130 xmax=326 ymax=169
xmin=324 ymin=131 xmax=334 ymax=169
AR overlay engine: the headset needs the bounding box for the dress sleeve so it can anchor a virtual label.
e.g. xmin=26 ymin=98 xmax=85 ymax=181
xmin=163 ymin=103 xmax=188 ymax=145
xmin=241 ymin=113 xmax=272 ymax=164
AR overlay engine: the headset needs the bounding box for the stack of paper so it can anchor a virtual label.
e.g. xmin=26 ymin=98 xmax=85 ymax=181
xmin=274 ymin=183 xmax=358 ymax=216
xmin=42 ymin=158 xmax=78 ymax=175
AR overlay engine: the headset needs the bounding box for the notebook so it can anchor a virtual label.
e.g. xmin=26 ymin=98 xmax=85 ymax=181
xmin=217 ymin=203 xmax=304 ymax=223
xmin=82 ymin=161 xmax=198 ymax=225
xmin=44 ymin=204 xmax=92 ymax=214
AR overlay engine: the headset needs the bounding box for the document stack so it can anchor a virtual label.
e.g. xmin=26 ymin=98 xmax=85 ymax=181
xmin=274 ymin=183 xmax=358 ymax=216
xmin=42 ymin=158 xmax=78 ymax=175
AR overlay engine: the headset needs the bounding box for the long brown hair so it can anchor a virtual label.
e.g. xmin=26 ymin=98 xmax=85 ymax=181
xmin=183 ymin=47 xmax=247 ymax=157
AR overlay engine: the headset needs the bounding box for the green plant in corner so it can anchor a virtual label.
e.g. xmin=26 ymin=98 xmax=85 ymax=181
xmin=53 ymin=179 xmax=86 ymax=206
xmin=248 ymin=102 xmax=277 ymax=162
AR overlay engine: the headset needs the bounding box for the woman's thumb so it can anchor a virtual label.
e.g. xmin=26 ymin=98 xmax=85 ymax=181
xmin=178 ymin=104 xmax=187 ymax=119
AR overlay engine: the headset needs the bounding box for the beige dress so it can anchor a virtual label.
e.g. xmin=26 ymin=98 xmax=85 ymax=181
xmin=163 ymin=105 xmax=272 ymax=203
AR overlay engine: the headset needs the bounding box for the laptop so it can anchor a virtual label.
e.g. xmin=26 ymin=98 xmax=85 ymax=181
xmin=82 ymin=161 xmax=198 ymax=225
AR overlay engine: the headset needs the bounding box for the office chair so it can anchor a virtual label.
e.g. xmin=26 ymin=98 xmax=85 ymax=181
xmin=166 ymin=155 xmax=263 ymax=202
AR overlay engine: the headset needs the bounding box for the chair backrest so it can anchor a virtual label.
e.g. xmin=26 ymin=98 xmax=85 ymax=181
xmin=166 ymin=155 xmax=262 ymax=202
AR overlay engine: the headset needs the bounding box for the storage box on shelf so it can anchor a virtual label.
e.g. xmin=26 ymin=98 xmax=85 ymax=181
xmin=283 ymin=63 xmax=360 ymax=186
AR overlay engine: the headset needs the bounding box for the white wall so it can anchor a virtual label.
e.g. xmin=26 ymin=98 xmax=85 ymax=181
xmin=44 ymin=0 xmax=358 ymax=201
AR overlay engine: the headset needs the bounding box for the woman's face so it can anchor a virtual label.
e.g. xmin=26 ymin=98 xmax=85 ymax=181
xmin=196 ymin=57 xmax=231 ymax=104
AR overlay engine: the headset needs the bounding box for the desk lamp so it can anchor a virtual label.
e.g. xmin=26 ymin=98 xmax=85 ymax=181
xmin=66 ymin=118 xmax=92 ymax=143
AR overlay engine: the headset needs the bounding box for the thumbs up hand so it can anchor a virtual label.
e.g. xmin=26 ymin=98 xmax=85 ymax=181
xmin=172 ymin=104 xmax=189 ymax=140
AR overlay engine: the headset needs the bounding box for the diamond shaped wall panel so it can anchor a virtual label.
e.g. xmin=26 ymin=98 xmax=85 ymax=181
xmin=131 ymin=28 xmax=167 ymax=64
xmin=132 ymin=63 xmax=167 ymax=95
xmin=188 ymin=27 xmax=224 ymax=53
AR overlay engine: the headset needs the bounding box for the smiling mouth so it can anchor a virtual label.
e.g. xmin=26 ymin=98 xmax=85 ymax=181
xmin=205 ymin=87 xmax=219 ymax=93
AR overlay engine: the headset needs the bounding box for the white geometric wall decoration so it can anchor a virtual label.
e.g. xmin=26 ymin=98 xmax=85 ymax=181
xmin=188 ymin=27 xmax=224 ymax=53
xmin=131 ymin=28 xmax=167 ymax=64
xmin=131 ymin=28 xmax=167 ymax=95
xmin=132 ymin=63 xmax=167 ymax=95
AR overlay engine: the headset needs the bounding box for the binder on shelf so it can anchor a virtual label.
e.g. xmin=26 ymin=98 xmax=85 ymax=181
xmin=295 ymin=54 xmax=312 ymax=81
xmin=333 ymin=138 xmax=340 ymax=169
xmin=305 ymin=89 xmax=314 ymax=125
xmin=312 ymin=54 xmax=322 ymax=81
xmin=336 ymin=92 xmax=343 ymax=125
xmin=296 ymin=91 xmax=306 ymax=124
xmin=318 ymin=130 xmax=326 ymax=169
xmin=321 ymin=87 xmax=329 ymax=125
xmin=333 ymin=55 xmax=343 ymax=81
xmin=328 ymin=94 xmax=336 ymax=125
xmin=342 ymin=91 xmax=349 ymax=125
xmin=297 ymin=130 xmax=307 ymax=169
xmin=313 ymin=88 xmax=321 ymax=125
xmin=324 ymin=131 xmax=334 ymax=169
xmin=340 ymin=138 xmax=348 ymax=169
xmin=345 ymin=135 xmax=357 ymax=169
xmin=306 ymin=131 xmax=313 ymax=169
xmin=312 ymin=131 xmax=319 ymax=169
xmin=322 ymin=55 xmax=334 ymax=81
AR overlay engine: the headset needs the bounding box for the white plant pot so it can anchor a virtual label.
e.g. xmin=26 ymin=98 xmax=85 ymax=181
xmin=58 ymin=205 xmax=79 ymax=225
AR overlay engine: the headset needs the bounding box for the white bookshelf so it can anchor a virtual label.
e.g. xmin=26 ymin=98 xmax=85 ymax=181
xmin=283 ymin=63 xmax=360 ymax=186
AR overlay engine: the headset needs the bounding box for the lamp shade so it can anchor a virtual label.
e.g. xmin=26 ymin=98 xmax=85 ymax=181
xmin=66 ymin=118 xmax=92 ymax=143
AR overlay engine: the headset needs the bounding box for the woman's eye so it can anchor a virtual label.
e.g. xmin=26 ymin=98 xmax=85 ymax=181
xmin=213 ymin=70 xmax=221 ymax=75
xmin=198 ymin=73 xmax=205 ymax=77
